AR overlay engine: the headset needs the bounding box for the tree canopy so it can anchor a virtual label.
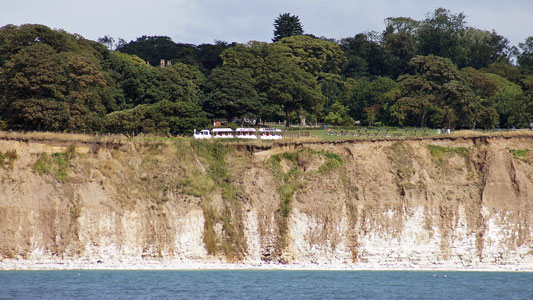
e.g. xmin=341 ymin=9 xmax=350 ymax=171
xmin=1 ymin=8 xmax=532 ymax=134
xmin=272 ymin=13 xmax=304 ymax=42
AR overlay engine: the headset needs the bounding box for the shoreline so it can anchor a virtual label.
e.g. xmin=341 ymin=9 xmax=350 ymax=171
xmin=1 ymin=259 xmax=532 ymax=272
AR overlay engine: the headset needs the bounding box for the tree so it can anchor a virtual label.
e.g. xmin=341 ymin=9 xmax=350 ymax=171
xmin=463 ymin=29 xmax=510 ymax=69
xmin=324 ymin=102 xmax=354 ymax=126
xmin=0 ymin=42 xmax=110 ymax=131
xmin=98 ymin=35 xmax=115 ymax=50
xmin=219 ymin=41 xmax=269 ymax=78
xmin=340 ymin=77 xmax=398 ymax=125
xmin=382 ymin=17 xmax=418 ymax=78
xmin=319 ymin=73 xmax=347 ymax=112
xmin=263 ymin=47 xmax=323 ymax=126
xmin=488 ymin=74 xmax=528 ymax=128
xmin=391 ymin=55 xmax=487 ymax=128
xmin=203 ymin=65 xmax=262 ymax=121
xmin=219 ymin=41 xmax=324 ymax=125
xmin=189 ymin=41 xmax=233 ymax=74
xmin=521 ymin=75 xmax=533 ymax=122
xmin=517 ymin=36 xmax=533 ymax=69
xmin=384 ymin=17 xmax=420 ymax=35
xmin=416 ymin=8 xmax=469 ymax=67
xmin=117 ymin=35 xmax=180 ymax=66
xmin=0 ymin=24 xmax=102 ymax=66
xmin=276 ymin=35 xmax=346 ymax=75
xmin=154 ymin=63 xmax=206 ymax=104
xmin=483 ymin=62 xmax=522 ymax=84
xmin=461 ymin=67 xmax=499 ymax=98
xmin=340 ymin=33 xmax=386 ymax=77
xmin=272 ymin=13 xmax=304 ymax=42
xmin=103 ymin=51 xmax=162 ymax=108
xmin=102 ymin=100 xmax=208 ymax=135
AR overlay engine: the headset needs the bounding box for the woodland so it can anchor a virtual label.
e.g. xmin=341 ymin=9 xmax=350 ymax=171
xmin=0 ymin=8 xmax=532 ymax=134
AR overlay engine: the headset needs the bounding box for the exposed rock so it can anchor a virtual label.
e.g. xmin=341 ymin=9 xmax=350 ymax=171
xmin=0 ymin=136 xmax=532 ymax=270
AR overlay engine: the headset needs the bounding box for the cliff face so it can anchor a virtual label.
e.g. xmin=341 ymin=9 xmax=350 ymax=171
xmin=0 ymin=135 xmax=532 ymax=269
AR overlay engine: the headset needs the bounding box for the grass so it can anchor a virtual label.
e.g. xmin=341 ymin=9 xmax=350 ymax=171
xmin=0 ymin=149 xmax=19 ymax=169
xmin=388 ymin=142 xmax=415 ymax=180
xmin=508 ymin=149 xmax=532 ymax=161
xmin=0 ymin=128 xmax=532 ymax=147
xmin=318 ymin=151 xmax=343 ymax=174
xmin=33 ymin=145 xmax=77 ymax=182
xmin=385 ymin=142 xmax=420 ymax=195
xmin=268 ymin=148 xmax=344 ymax=253
xmin=426 ymin=144 xmax=474 ymax=175
xmin=269 ymin=153 xmax=303 ymax=251
xmin=310 ymin=126 xmax=441 ymax=140
xmin=33 ymin=154 xmax=53 ymax=175
xmin=427 ymin=144 xmax=469 ymax=155
xmin=427 ymin=145 xmax=470 ymax=162
xmin=182 ymin=140 xmax=247 ymax=261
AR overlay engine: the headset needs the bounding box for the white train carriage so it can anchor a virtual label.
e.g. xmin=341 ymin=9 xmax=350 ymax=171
xmin=211 ymin=128 xmax=234 ymax=138
xmin=235 ymin=128 xmax=257 ymax=139
xmin=259 ymin=128 xmax=282 ymax=140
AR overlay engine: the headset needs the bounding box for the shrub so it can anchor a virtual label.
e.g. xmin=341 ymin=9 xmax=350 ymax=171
xmin=33 ymin=153 xmax=53 ymax=175
xmin=33 ymin=146 xmax=76 ymax=182
xmin=0 ymin=149 xmax=19 ymax=169
xmin=508 ymin=149 xmax=531 ymax=161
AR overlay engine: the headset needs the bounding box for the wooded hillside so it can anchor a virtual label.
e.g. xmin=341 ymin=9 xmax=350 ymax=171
xmin=1 ymin=8 xmax=532 ymax=134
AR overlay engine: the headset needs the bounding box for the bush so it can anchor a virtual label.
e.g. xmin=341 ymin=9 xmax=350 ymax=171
xmin=0 ymin=149 xmax=19 ymax=169
xmin=33 ymin=146 xmax=76 ymax=182
xmin=508 ymin=149 xmax=531 ymax=160
xmin=33 ymin=153 xmax=53 ymax=175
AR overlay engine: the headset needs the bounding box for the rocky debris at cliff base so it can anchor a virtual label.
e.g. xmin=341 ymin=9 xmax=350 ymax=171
xmin=1 ymin=258 xmax=532 ymax=272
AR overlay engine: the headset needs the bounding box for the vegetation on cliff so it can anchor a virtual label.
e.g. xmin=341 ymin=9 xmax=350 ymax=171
xmin=0 ymin=132 xmax=532 ymax=264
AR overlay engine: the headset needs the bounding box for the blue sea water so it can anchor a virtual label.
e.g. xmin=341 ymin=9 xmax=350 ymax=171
xmin=0 ymin=270 xmax=531 ymax=299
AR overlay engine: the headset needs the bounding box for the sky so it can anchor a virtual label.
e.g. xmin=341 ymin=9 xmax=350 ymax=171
xmin=1 ymin=0 xmax=532 ymax=47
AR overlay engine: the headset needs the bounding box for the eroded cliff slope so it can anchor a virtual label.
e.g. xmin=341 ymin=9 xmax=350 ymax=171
xmin=1 ymin=135 xmax=532 ymax=269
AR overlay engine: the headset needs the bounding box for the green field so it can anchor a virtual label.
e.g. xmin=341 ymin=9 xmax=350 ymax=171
xmin=283 ymin=127 xmax=441 ymax=140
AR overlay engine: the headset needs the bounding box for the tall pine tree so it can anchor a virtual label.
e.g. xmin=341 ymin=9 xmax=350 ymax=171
xmin=272 ymin=13 xmax=304 ymax=42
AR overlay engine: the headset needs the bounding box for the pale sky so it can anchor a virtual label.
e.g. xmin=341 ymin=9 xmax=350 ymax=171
xmin=1 ymin=0 xmax=532 ymax=47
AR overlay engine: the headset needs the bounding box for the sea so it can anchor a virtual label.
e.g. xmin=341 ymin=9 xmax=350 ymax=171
xmin=0 ymin=270 xmax=531 ymax=299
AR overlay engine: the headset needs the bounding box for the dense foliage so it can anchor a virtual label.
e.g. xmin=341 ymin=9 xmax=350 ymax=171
xmin=272 ymin=13 xmax=304 ymax=42
xmin=1 ymin=8 xmax=532 ymax=134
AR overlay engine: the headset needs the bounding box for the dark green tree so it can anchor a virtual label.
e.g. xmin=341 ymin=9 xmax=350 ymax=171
xmin=416 ymin=8 xmax=469 ymax=67
xmin=272 ymin=13 xmax=304 ymax=42
xmin=319 ymin=73 xmax=347 ymax=112
xmin=381 ymin=17 xmax=419 ymax=78
xmin=483 ymin=62 xmax=522 ymax=84
xmin=488 ymin=74 xmax=528 ymax=128
xmin=195 ymin=41 xmax=235 ymax=73
xmin=391 ymin=55 xmax=489 ymax=128
xmin=463 ymin=29 xmax=511 ymax=69
xmin=0 ymin=40 xmax=110 ymax=131
xmin=341 ymin=77 xmax=398 ymax=125
xmin=263 ymin=46 xmax=323 ymax=126
xmin=103 ymin=51 xmax=162 ymax=107
xmin=276 ymin=35 xmax=346 ymax=75
xmin=203 ymin=65 xmax=262 ymax=121
xmin=340 ymin=33 xmax=385 ymax=77
xmin=154 ymin=63 xmax=206 ymax=104
xmin=517 ymin=36 xmax=533 ymax=69
xmin=324 ymin=102 xmax=354 ymax=126
xmin=103 ymin=100 xmax=208 ymax=135
xmin=117 ymin=36 xmax=180 ymax=66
